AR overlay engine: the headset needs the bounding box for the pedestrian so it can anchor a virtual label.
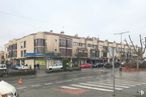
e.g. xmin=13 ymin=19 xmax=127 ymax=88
xmin=37 ymin=64 xmax=40 ymax=70
xmin=34 ymin=64 xmax=36 ymax=70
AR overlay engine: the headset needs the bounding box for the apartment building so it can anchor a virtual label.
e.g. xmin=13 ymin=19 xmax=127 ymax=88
xmin=5 ymin=31 xmax=135 ymax=69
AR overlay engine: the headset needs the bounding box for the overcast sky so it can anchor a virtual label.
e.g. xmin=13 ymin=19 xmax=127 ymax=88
xmin=0 ymin=0 xmax=146 ymax=50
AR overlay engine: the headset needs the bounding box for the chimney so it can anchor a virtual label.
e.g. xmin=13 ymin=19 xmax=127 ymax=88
xmin=75 ymin=34 xmax=78 ymax=37
xmin=50 ymin=30 xmax=53 ymax=32
xmin=60 ymin=31 xmax=64 ymax=35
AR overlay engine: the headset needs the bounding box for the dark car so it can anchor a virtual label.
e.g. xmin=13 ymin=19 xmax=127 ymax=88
xmin=80 ymin=63 xmax=92 ymax=69
xmin=92 ymin=63 xmax=104 ymax=68
xmin=104 ymin=62 xmax=121 ymax=68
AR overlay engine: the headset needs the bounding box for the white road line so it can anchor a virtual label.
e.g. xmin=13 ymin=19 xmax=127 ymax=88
xmin=102 ymin=80 xmax=139 ymax=87
xmin=31 ymin=84 xmax=41 ymax=87
xmin=100 ymin=80 xmax=136 ymax=85
xmin=71 ymin=84 xmax=113 ymax=92
xmin=115 ymin=79 xmax=141 ymax=85
xmin=114 ymin=82 xmax=140 ymax=87
xmin=55 ymin=80 xmax=68 ymax=83
xmin=88 ymin=82 xmax=129 ymax=88
xmin=60 ymin=86 xmax=80 ymax=89
xmin=79 ymin=83 xmax=123 ymax=90
xmin=44 ymin=83 xmax=53 ymax=86
xmin=17 ymin=86 xmax=27 ymax=90
xmin=93 ymin=80 xmax=140 ymax=87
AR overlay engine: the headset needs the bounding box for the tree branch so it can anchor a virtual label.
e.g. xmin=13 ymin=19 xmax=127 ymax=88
xmin=129 ymin=35 xmax=139 ymax=55
xmin=142 ymin=37 xmax=146 ymax=54
xmin=140 ymin=34 xmax=143 ymax=52
xmin=124 ymin=39 xmax=130 ymax=49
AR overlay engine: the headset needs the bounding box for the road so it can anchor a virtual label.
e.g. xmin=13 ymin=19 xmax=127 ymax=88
xmin=1 ymin=69 xmax=146 ymax=97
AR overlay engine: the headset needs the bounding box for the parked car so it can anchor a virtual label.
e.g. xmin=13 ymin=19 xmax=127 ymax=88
xmin=0 ymin=64 xmax=7 ymax=76
xmin=12 ymin=64 xmax=29 ymax=70
xmin=92 ymin=63 xmax=104 ymax=68
xmin=47 ymin=63 xmax=63 ymax=71
xmin=0 ymin=80 xmax=18 ymax=97
xmin=80 ymin=63 xmax=92 ymax=69
xmin=104 ymin=62 xmax=121 ymax=68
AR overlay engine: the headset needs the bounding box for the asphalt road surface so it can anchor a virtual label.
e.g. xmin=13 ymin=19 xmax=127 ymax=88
xmin=1 ymin=69 xmax=146 ymax=97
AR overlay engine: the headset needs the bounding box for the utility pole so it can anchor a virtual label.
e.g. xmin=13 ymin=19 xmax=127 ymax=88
xmin=112 ymin=47 xmax=115 ymax=96
xmin=114 ymin=31 xmax=130 ymax=61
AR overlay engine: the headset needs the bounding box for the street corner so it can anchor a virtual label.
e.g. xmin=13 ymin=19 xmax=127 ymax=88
xmin=54 ymin=86 xmax=88 ymax=95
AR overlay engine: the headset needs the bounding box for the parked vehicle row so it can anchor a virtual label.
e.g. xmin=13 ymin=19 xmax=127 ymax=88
xmin=79 ymin=62 xmax=122 ymax=69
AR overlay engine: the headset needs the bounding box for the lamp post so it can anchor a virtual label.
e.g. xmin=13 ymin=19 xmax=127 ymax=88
xmin=114 ymin=31 xmax=130 ymax=61
xmin=112 ymin=46 xmax=115 ymax=96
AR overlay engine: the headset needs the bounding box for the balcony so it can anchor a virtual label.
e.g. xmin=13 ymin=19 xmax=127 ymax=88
xmin=76 ymin=48 xmax=88 ymax=58
xmin=90 ymin=49 xmax=100 ymax=58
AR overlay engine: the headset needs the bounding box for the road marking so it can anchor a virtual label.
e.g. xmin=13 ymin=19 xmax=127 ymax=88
xmin=79 ymin=83 xmax=123 ymax=90
xmin=31 ymin=84 xmax=41 ymax=87
xmin=92 ymin=79 xmax=142 ymax=87
xmin=71 ymin=84 xmax=113 ymax=92
xmin=17 ymin=86 xmax=27 ymax=90
xmin=92 ymin=78 xmax=145 ymax=87
xmin=88 ymin=82 xmax=129 ymax=88
xmin=115 ymin=80 xmax=141 ymax=85
xmin=60 ymin=86 xmax=80 ymax=89
xmin=55 ymin=80 xmax=68 ymax=83
xmin=44 ymin=83 xmax=53 ymax=86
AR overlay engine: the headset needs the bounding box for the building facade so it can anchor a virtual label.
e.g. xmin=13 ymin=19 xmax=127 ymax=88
xmin=0 ymin=51 xmax=4 ymax=64
xmin=5 ymin=31 xmax=135 ymax=69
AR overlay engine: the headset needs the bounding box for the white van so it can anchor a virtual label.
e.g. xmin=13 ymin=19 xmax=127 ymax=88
xmin=0 ymin=80 xmax=18 ymax=97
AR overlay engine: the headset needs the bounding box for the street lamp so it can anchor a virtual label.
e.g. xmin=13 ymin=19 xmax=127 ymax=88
xmin=114 ymin=31 xmax=130 ymax=50
xmin=112 ymin=31 xmax=130 ymax=96
xmin=114 ymin=31 xmax=130 ymax=61
xmin=111 ymin=46 xmax=115 ymax=96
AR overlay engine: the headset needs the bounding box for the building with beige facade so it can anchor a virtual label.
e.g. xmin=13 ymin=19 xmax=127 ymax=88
xmin=4 ymin=31 xmax=136 ymax=69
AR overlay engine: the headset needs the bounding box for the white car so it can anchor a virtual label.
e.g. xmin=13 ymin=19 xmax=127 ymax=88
xmin=0 ymin=80 xmax=18 ymax=97
xmin=48 ymin=63 xmax=63 ymax=71
xmin=0 ymin=64 xmax=7 ymax=70
xmin=14 ymin=64 xmax=29 ymax=70
xmin=0 ymin=64 xmax=7 ymax=76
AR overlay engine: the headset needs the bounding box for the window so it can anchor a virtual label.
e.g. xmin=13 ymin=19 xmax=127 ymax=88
xmin=73 ymin=42 xmax=78 ymax=46
xmin=59 ymin=39 xmax=66 ymax=47
xmin=59 ymin=39 xmax=72 ymax=47
xmin=34 ymin=47 xmax=45 ymax=53
xmin=24 ymin=41 xmax=26 ymax=48
xmin=21 ymin=51 xmax=23 ymax=57
xmin=60 ymin=48 xmax=72 ymax=56
xmin=20 ymin=41 xmax=26 ymax=48
xmin=20 ymin=42 xmax=23 ymax=48
xmin=24 ymin=50 xmax=26 ymax=55
xmin=34 ymin=39 xmax=45 ymax=46
xmin=88 ymin=44 xmax=92 ymax=47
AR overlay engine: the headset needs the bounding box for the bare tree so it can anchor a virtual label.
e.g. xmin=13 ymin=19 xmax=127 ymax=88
xmin=125 ymin=35 xmax=146 ymax=70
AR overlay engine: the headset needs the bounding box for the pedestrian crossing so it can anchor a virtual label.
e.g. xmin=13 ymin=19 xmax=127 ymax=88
xmin=59 ymin=79 xmax=146 ymax=92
